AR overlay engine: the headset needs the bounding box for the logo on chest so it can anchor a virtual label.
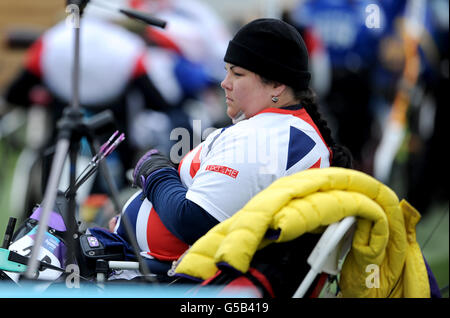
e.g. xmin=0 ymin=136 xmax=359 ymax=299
xmin=205 ymin=165 xmax=239 ymax=179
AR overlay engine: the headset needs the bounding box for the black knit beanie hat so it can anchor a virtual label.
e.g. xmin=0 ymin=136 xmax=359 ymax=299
xmin=224 ymin=18 xmax=311 ymax=91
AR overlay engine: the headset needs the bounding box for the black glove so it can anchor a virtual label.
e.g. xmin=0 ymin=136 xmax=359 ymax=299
xmin=132 ymin=149 xmax=175 ymax=189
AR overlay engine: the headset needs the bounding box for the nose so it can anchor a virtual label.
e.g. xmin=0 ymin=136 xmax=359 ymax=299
xmin=221 ymin=73 xmax=231 ymax=91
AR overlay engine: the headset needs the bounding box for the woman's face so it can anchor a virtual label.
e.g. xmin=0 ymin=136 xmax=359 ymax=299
xmin=221 ymin=63 xmax=273 ymax=120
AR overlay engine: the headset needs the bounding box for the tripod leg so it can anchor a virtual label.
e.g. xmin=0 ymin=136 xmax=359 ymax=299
xmin=65 ymin=142 xmax=80 ymax=265
xmin=25 ymin=139 xmax=70 ymax=279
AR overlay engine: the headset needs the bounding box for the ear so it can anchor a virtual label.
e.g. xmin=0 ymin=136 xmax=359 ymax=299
xmin=271 ymin=82 xmax=287 ymax=97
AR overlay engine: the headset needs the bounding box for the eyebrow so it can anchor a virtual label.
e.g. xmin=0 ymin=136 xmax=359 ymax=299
xmin=224 ymin=64 xmax=237 ymax=71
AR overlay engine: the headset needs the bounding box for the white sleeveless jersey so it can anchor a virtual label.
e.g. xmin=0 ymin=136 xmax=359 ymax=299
xmin=178 ymin=107 xmax=331 ymax=222
xmin=39 ymin=17 xmax=146 ymax=105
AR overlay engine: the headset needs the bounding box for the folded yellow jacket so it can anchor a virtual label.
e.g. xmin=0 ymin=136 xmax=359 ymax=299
xmin=175 ymin=167 xmax=431 ymax=298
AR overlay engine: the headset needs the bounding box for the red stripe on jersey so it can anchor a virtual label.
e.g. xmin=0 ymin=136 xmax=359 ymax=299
xmin=309 ymin=158 xmax=321 ymax=169
xmin=255 ymin=107 xmax=301 ymax=116
xmin=189 ymin=146 xmax=202 ymax=178
xmin=131 ymin=52 xmax=147 ymax=78
xmin=178 ymin=146 xmax=201 ymax=176
xmin=145 ymin=28 xmax=183 ymax=55
xmin=294 ymin=109 xmax=324 ymax=142
xmin=25 ymin=37 xmax=44 ymax=77
xmin=146 ymin=207 xmax=189 ymax=261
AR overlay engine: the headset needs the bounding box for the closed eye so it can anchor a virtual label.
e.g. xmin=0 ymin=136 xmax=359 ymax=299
xmin=229 ymin=66 xmax=243 ymax=77
xmin=224 ymin=64 xmax=245 ymax=78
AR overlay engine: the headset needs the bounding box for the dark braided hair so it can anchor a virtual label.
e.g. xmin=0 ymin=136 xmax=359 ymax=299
xmin=293 ymin=88 xmax=353 ymax=168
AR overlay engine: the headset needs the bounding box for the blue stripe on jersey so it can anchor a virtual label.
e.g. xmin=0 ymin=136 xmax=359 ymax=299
xmin=116 ymin=194 xmax=141 ymax=239
xmin=286 ymin=126 xmax=316 ymax=170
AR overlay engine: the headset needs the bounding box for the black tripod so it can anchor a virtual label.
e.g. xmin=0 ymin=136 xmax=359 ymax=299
xmin=24 ymin=0 xmax=167 ymax=282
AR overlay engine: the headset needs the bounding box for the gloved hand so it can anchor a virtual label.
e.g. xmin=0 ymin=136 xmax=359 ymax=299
xmin=132 ymin=149 xmax=175 ymax=189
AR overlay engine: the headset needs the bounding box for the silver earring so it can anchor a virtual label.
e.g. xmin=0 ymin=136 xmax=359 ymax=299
xmin=271 ymin=96 xmax=279 ymax=103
